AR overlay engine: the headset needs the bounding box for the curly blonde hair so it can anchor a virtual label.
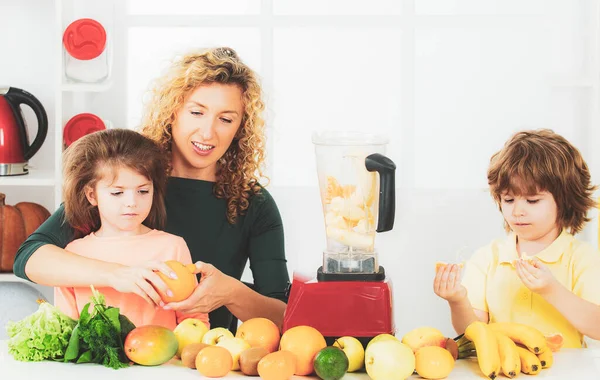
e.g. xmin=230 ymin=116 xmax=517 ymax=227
xmin=140 ymin=47 xmax=267 ymax=224
xmin=488 ymin=129 xmax=597 ymax=235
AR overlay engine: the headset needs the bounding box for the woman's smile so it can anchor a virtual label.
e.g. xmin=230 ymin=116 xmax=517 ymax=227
xmin=191 ymin=141 xmax=215 ymax=156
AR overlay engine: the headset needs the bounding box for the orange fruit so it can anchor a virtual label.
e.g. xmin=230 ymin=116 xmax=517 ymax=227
xmin=545 ymin=333 xmax=564 ymax=352
xmin=235 ymin=317 xmax=281 ymax=353
xmin=155 ymin=260 xmax=197 ymax=303
xmin=435 ymin=261 xmax=464 ymax=273
xmin=195 ymin=345 xmax=232 ymax=377
xmin=257 ymin=350 xmax=297 ymax=380
xmin=279 ymin=325 xmax=327 ymax=375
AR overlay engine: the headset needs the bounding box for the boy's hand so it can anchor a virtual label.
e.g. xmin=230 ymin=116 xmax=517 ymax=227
xmin=434 ymin=263 xmax=467 ymax=303
xmin=515 ymin=257 xmax=559 ymax=295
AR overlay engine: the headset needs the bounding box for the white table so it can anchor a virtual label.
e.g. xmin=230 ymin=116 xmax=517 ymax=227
xmin=1 ymin=340 xmax=599 ymax=379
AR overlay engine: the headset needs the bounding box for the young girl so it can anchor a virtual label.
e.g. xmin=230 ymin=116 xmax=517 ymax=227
xmin=434 ymin=129 xmax=600 ymax=348
xmin=54 ymin=128 xmax=209 ymax=330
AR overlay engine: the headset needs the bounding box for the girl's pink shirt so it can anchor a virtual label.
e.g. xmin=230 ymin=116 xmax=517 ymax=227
xmin=54 ymin=229 xmax=209 ymax=329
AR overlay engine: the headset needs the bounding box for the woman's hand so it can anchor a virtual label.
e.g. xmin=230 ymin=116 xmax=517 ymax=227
xmin=106 ymin=261 xmax=177 ymax=306
xmin=434 ymin=263 xmax=467 ymax=303
xmin=515 ymin=257 xmax=559 ymax=295
xmin=164 ymin=261 xmax=238 ymax=314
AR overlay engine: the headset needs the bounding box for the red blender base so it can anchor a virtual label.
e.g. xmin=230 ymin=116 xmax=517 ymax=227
xmin=282 ymin=268 xmax=394 ymax=347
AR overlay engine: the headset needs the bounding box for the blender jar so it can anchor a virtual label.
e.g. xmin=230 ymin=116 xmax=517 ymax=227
xmin=313 ymin=131 xmax=396 ymax=274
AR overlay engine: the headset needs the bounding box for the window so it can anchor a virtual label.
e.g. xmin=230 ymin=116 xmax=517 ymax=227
xmin=123 ymin=0 xmax=597 ymax=190
xmin=127 ymin=0 xmax=260 ymax=15
xmin=127 ymin=27 xmax=261 ymax=127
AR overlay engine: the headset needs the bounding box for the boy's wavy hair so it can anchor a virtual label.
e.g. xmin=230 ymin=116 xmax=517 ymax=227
xmin=62 ymin=129 xmax=168 ymax=238
xmin=487 ymin=129 xmax=597 ymax=234
xmin=140 ymin=46 xmax=267 ymax=224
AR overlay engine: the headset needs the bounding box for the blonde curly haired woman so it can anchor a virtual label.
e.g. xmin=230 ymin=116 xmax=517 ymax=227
xmin=14 ymin=47 xmax=289 ymax=329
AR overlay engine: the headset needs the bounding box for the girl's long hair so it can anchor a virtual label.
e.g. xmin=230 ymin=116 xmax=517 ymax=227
xmin=62 ymin=129 xmax=168 ymax=238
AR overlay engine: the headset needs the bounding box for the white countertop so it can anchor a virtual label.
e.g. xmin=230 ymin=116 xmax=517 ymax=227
xmin=1 ymin=340 xmax=599 ymax=380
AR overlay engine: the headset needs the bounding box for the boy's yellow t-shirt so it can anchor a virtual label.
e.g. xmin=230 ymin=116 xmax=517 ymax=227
xmin=461 ymin=230 xmax=600 ymax=348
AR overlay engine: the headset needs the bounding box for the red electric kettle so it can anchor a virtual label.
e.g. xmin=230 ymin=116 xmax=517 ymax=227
xmin=0 ymin=87 xmax=48 ymax=176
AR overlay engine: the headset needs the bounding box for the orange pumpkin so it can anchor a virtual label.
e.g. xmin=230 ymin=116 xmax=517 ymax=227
xmin=0 ymin=193 xmax=50 ymax=272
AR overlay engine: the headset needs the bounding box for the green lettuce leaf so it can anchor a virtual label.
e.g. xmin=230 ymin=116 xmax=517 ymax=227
xmin=6 ymin=301 xmax=77 ymax=362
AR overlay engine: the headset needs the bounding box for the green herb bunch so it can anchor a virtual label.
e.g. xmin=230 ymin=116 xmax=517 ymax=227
xmin=64 ymin=286 xmax=136 ymax=370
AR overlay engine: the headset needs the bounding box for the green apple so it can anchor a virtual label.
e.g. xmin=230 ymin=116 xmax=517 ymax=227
xmin=201 ymin=327 xmax=234 ymax=345
xmin=173 ymin=318 xmax=210 ymax=357
xmin=366 ymin=333 xmax=398 ymax=351
xmin=365 ymin=340 xmax=415 ymax=380
xmin=216 ymin=337 xmax=251 ymax=371
xmin=333 ymin=336 xmax=365 ymax=372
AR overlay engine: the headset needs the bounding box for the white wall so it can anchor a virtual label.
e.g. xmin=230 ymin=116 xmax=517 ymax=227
xmin=2 ymin=0 xmax=600 ymax=341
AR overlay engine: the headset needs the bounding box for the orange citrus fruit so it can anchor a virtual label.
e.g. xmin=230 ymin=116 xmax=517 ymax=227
xmin=257 ymin=350 xmax=297 ymax=380
xmin=155 ymin=260 xmax=197 ymax=302
xmin=545 ymin=333 xmax=564 ymax=352
xmin=236 ymin=317 xmax=281 ymax=353
xmin=195 ymin=345 xmax=232 ymax=377
xmin=279 ymin=325 xmax=327 ymax=375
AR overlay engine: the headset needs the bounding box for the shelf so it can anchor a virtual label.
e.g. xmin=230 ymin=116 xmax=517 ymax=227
xmin=0 ymin=274 xmax=53 ymax=302
xmin=0 ymin=169 xmax=55 ymax=187
xmin=61 ymin=79 xmax=114 ymax=92
xmin=0 ymin=273 xmax=29 ymax=284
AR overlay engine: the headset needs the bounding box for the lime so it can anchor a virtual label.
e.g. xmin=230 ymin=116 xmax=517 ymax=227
xmin=313 ymin=346 xmax=349 ymax=380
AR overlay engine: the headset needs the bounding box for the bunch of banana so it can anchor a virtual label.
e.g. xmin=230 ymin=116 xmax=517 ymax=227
xmin=455 ymin=321 xmax=554 ymax=378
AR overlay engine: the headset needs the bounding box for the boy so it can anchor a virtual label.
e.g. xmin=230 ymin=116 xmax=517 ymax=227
xmin=434 ymin=129 xmax=600 ymax=348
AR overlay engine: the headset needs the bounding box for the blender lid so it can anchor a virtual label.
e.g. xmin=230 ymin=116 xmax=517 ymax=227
xmin=312 ymin=131 xmax=389 ymax=146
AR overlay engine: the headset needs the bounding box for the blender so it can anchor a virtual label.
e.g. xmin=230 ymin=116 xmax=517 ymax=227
xmin=282 ymin=131 xmax=396 ymax=346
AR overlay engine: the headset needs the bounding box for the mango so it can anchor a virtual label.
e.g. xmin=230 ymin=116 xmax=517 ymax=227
xmin=124 ymin=325 xmax=178 ymax=366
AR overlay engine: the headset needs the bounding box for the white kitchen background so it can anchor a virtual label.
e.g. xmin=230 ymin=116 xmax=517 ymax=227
xmin=1 ymin=0 xmax=599 ymax=343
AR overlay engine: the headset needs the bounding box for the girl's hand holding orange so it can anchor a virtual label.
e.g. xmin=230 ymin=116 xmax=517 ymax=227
xmin=163 ymin=261 xmax=237 ymax=314
xmin=106 ymin=260 xmax=177 ymax=306
xmin=434 ymin=263 xmax=467 ymax=303
xmin=153 ymin=260 xmax=198 ymax=303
